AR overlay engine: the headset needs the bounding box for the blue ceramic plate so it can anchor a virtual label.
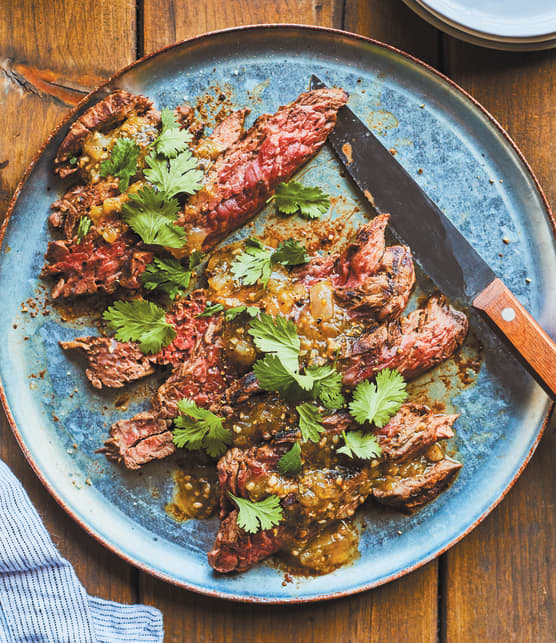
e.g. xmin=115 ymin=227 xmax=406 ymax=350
xmin=1 ymin=26 xmax=554 ymax=603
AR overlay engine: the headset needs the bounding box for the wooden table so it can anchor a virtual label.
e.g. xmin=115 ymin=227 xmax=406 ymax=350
xmin=1 ymin=2 xmax=554 ymax=640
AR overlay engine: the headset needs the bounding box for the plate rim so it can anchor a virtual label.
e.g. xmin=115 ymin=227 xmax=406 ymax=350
xmin=403 ymin=0 xmax=556 ymax=50
xmin=417 ymin=0 xmax=556 ymax=40
xmin=1 ymin=24 xmax=554 ymax=604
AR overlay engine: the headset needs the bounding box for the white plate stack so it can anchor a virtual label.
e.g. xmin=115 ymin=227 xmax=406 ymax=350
xmin=403 ymin=0 xmax=556 ymax=50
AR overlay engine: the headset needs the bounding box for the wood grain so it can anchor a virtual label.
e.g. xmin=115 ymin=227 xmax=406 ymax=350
xmin=444 ymin=36 xmax=556 ymax=643
xmin=140 ymin=560 xmax=438 ymax=643
xmin=343 ymin=0 xmax=440 ymax=67
xmin=143 ymin=0 xmax=343 ymax=55
xmin=473 ymin=278 xmax=556 ymax=397
xmin=0 ymin=0 xmax=137 ymax=601
xmin=139 ymin=3 xmax=440 ymax=642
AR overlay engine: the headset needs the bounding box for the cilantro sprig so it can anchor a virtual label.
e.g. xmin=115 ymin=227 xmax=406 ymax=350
xmin=228 ymin=492 xmax=283 ymax=534
xmin=144 ymin=148 xmax=203 ymax=199
xmin=103 ymin=299 xmax=176 ymax=354
xmin=224 ymin=305 xmax=259 ymax=321
xmin=197 ymin=303 xmax=225 ymax=317
xmin=248 ymin=313 xmax=301 ymax=372
xmin=337 ymin=430 xmax=382 ymax=460
xmin=231 ymin=237 xmax=308 ymax=287
xmin=154 ymin=109 xmax=193 ymax=158
xmin=297 ymin=402 xmax=324 ymax=443
xmin=100 ymin=138 xmax=141 ymax=193
xmin=349 ymin=369 xmax=408 ymax=428
xmin=140 ymin=256 xmax=192 ymax=299
xmin=76 ymin=216 xmax=92 ymax=243
xmin=277 ymin=442 xmax=302 ymax=476
xmin=249 ymin=313 xmax=343 ymax=408
xmin=172 ymin=399 xmax=232 ymax=458
xmin=122 ymin=186 xmax=187 ymax=248
xmin=268 ymin=181 xmax=331 ymax=220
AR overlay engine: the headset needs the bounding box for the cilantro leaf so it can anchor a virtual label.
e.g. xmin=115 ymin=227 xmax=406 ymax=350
xmin=144 ymin=148 xmax=203 ymax=199
xmin=173 ymin=398 xmax=232 ymax=458
xmin=268 ymin=181 xmax=330 ymax=219
xmin=188 ymin=249 xmax=204 ymax=270
xmin=122 ymin=186 xmax=187 ymax=248
xmin=140 ymin=256 xmax=191 ymax=299
xmin=76 ymin=216 xmax=92 ymax=243
xmin=349 ymin=368 xmax=408 ymax=428
xmin=271 ymin=239 xmax=308 ymax=266
xmin=231 ymin=238 xmax=308 ymax=287
xmin=297 ymin=402 xmax=324 ymax=443
xmin=99 ymin=137 xmax=141 ymax=192
xmin=103 ymin=299 xmax=176 ymax=354
xmin=224 ymin=306 xmax=260 ymax=322
xmin=228 ymin=492 xmax=283 ymax=534
xmin=253 ymin=355 xmax=313 ymax=398
xmin=197 ymin=303 xmax=224 ymax=317
xmin=154 ymin=108 xmax=193 ymax=158
xmin=337 ymin=430 xmax=382 ymax=460
xmin=306 ymin=364 xmax=345 ymax=410
xmin=278 ymin=442 xmax=302 ymax=476
xmin=230 ymin=238 xmax=273 ymax=286
xmin=248 ymin=313 xmax=300 ymax=372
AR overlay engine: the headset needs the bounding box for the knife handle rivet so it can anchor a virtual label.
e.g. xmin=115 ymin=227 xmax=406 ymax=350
xmin=502 ymin=307 xmax=516 ymax=322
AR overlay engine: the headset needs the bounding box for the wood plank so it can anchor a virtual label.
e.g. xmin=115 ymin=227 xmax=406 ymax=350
xmin=140 ymin=4 xmax=439 ymax=642
xmin=0 ymin=0 xmax=137 ymax=215
xmin=443 ymin=412 xmax=555 ymax=641
xmin=141 ymin=560 xmax=437 ymax=643
xmin=343 ymin=0 xmax=441 ymax=67
xmin=443 ymin=37 xmax=555 ymax=642
xmin=0 ymin=0 xmax=137 ymax=601
xmin=143 ymin=0 xmax=343 ymax=55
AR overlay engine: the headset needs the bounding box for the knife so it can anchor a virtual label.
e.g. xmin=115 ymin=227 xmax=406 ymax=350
xmin=310 ymin=75 xmax=556 ymax=399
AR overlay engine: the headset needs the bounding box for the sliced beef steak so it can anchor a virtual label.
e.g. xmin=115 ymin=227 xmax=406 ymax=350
xmin=372 ymin=458 xmax=462 ymax=512
xmin=101 ymin=412 xmax=174 ymax=470
xmin=296 ymin=215 xmax=415 ymax=322
xmin=181 ymin=88 xmax=348 ymax=250
xmin=41 ymin=233 xmax=153 ymax=299
xmin=60 ymin=337 xmax=155 ymax=389
xmin=55 ymin=90 xmax=154 ymax=178
xmin=49 ymin=180 xmax=119 ymax=241
xmin=342 ymin=295 xmax=468 ymax=388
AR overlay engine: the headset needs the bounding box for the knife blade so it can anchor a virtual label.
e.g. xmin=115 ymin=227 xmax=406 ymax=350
xmin=310 ymin=74 xmax=556 ymax=398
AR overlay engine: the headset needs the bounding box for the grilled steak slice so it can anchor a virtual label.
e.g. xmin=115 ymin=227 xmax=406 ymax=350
xmin=101 ymin=412 xmax=174 ymax=470
xmin=374 ymin=404 xmax=458 ymax=462
xmin=208 ymin=404 xmax=459 ymax=572
xmin=41 ymin=233 xmax=153 ymax=299
xmin=55 ymin=90 xmax=154 ymax=178
xmin=181 ymin=88 xmax=348 ymax=250
xmin=60 ymin=337 xmax=155 ymax=389
xmin=372 ymin=458 xmax=462 ymax=512
xmin=60 ymin=296 xmax=211 ymax=389
xmin=295 ymin=215 xmax=415 ymax=321
xmin=49 ymin=180 xmax=119 ymax=241
xmin=342 ymin=295 xmax=468 ymax=388
xmin=196 ymin=109 xmax=250 ymax=159
xmin=208 ymin=511 xmax=294 ymax=573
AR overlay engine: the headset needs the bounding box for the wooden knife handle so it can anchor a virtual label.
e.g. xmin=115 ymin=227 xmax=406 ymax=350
xmin=473 ymin=278 xmax=556 ymax=399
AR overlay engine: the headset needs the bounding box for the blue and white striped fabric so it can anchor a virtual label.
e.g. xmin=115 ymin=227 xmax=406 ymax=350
xmin=0 ymin=461 xmax=163 ymax=643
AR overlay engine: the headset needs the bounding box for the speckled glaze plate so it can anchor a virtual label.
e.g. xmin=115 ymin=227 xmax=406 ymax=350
xmin=1 ymin=26 xmax=554 ymax=603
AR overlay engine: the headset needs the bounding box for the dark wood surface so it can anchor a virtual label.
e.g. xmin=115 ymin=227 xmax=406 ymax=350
xmin=1 ymin=1 xmax=554 ymax=641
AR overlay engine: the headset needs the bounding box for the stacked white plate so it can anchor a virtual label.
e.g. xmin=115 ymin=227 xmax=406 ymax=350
xmin=403 ymin=0 xmax=556 ymax=50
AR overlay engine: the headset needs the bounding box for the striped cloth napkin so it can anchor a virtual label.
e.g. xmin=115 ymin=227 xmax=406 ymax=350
xmin=0 ymin=461 xmax=163 ymax=643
